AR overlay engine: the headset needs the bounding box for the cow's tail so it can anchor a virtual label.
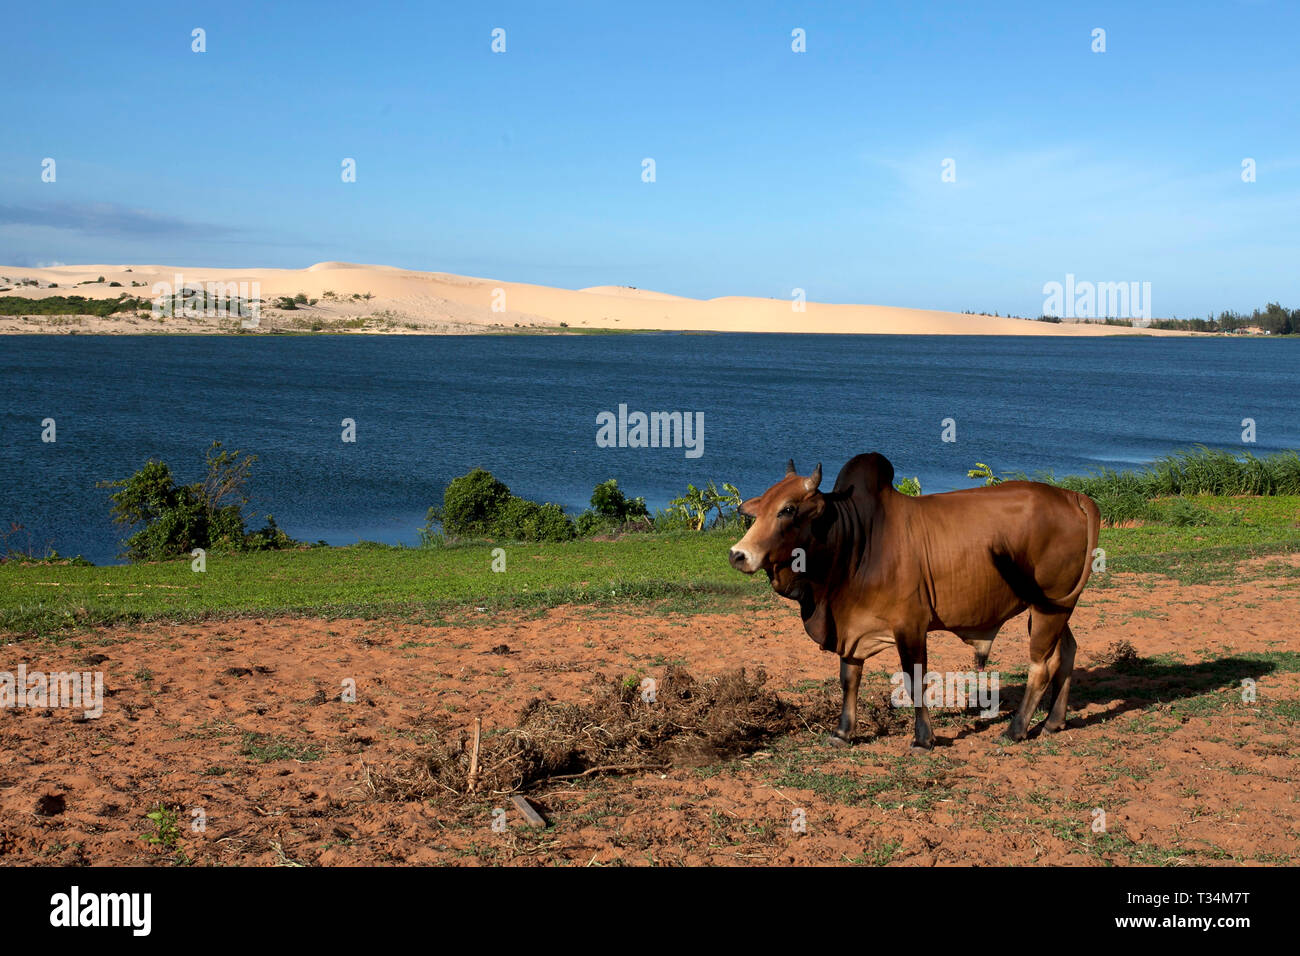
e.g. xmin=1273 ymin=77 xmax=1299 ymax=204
xmin=1054 ymin=491 xmax=1101 ymax=608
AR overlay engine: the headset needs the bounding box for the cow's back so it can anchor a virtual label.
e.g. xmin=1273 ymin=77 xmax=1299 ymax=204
xmin=889 ymin=481 xmax=1097 ymax=625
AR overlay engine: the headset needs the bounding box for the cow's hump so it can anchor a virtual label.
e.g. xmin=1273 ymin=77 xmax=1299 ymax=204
xmin=833 ymin=452 xmax=894 ymax=498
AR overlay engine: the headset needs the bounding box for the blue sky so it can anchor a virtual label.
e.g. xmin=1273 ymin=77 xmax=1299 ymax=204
xmin=2 ymin=0 xmax=1297 ymax=317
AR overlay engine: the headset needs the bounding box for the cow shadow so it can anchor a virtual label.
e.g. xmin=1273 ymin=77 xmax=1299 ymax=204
xmin=932 ymin=654 xmax=1278 ymax=746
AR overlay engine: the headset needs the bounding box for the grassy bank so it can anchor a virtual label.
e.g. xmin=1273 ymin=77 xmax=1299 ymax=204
xmin=1034 ymin=445 xmax=1300 ymax=505
xmin=0 ymin=531 xmax=756 ymax=637
xmin=2 ymin=496 xmax=1297 ymax=638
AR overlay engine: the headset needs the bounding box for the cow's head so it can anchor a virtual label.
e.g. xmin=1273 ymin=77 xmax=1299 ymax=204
xmin=728 ymin=459 xmax=824 ymax=586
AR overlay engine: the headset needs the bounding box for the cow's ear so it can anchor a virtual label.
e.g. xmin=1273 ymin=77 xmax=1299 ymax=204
xmin=798 ymin=491 xmax=825 ymax=521
xmin=738 ymin=497 xmax=760 ymax=519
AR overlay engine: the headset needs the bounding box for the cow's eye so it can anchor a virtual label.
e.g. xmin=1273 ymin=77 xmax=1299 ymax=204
xmin=778 ymin=505 xmax=796 ymax=519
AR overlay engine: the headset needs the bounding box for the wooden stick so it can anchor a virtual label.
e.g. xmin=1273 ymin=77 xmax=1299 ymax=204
xmin=466 ymin=718 xmax=482 ymax=793
xmin=510 ymin=795 xmax=548 ymax=828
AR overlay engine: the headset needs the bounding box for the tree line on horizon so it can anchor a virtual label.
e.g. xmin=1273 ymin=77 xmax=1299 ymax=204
xmin=974 ymin=301 xmax=1298 ymax=334
xmin=1146 ymin=302 xmax=1298 ymax=335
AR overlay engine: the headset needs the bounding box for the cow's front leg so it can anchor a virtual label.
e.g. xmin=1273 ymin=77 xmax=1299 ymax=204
xmin=827 ymin=657 xmax=862 ymax=747
xmin=897 ymin=632 xmax=935 ymax=751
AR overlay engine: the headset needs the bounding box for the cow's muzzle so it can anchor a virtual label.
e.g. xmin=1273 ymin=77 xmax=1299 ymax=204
xmin=728 ymin=547 xmax=757 ymax=574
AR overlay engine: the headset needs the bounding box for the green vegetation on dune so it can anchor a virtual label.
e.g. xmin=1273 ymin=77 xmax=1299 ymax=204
xmin=0 ymin=294 xmax=152 ymax=317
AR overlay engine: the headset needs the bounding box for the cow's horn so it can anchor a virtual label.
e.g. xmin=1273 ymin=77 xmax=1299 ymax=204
xmin=785 ymin=458 xmax=797 ymax=477
xmin=805 ymin=463 xmax=822 ymax=492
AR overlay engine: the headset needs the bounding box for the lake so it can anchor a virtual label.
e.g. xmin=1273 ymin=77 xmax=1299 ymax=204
xmin=1 ymin=333 xmax=1295 ymax=564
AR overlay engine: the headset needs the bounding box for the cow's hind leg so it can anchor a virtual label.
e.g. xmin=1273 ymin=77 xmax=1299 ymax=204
xmin=827 ymin=657 xmax=862 ymax=747
xmin=1007 ymin=609 xmax=1069 ymax=742
xmin=1042 ymin=624 xmax=1077 ymax=734
xmin=897 ymin=632 xmax=935 ymax=751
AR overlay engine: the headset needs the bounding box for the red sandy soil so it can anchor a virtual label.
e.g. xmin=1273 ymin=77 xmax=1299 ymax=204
xmin=2 ymin=563 xmax=1298 ymax=866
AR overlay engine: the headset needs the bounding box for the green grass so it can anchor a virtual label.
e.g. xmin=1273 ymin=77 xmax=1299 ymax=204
xmin=2 ymin=495 xmax=1296 ymax=639
xmin=0 ymin=530 xmax=762 ymax=637
xmin=239 ymin=732 xmax=322 ymax=763
xmin=1085 ymin=497 xmax=1300 ymax=584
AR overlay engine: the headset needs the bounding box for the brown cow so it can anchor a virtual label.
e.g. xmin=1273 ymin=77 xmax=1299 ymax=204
xmin=729 ymin=453 xmax=1099 ymax=751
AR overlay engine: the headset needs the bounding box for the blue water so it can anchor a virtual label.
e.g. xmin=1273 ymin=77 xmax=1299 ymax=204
xmin=1 ymin=334 xmax=1296 ymax=564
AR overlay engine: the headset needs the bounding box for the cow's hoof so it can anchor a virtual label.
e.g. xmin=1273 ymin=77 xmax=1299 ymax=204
xmin=824 ymin=733 xmax=850 ymax=748
xmin=909 ymin=741 xmax=934 ymax=753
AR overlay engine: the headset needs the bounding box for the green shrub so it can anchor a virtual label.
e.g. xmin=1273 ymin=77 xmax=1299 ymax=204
xmin=423 ymin=468 xmax=575 ymax=543
xmin=577 ymin=478 xmax=650 ymax=535
xmin=665 ymin=480 xmax=743 ymax=532
xmin=894 ymin=476 xmax=922 ymax=496
xmin=650 ymin=506 xmax=695 ymax=532
xmin=494 ymin=498 xmax=576 ymax=542
xmin=428 ymin=468 xmax=513 ymax=538
xmin=103 ymin=442 xmax=296 ymax=561
xmin=0 ymin=294 xmax=151 ymax=317
xmin=242 ymin=514 xmax=298 ymax=549
xmin=967 ymin=463 xmax=1002 ymax=486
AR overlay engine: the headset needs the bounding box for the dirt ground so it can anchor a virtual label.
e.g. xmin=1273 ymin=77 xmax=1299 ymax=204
xmin=3 ymin=562 xmax=1298 ymax=866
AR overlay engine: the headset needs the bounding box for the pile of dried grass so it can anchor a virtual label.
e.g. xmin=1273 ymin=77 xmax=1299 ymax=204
xmin=370 ymin=665 xmax=798 ymax=798
xmin=1093 ymin=639 xmax=1142 ymax=671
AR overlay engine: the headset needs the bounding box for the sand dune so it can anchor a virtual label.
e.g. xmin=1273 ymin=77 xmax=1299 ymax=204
xmin=579 ymin=285 xmax=691 ymax=302
xmin=0 ymin=262 xmax=1192 ymax=335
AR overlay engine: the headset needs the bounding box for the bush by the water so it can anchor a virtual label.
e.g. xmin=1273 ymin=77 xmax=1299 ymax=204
xmin=492 ymin=496 xmax=576 ymax=543
xmin=103 ymin=442 xmax=297 ymax=561
xmin=1050 ymin=446 xmax=1300 ymax=499
xmin=657 ymin=480 xmax=744 ymax=532
xmin=423 ymin=470 xmax=734 ymax=543
xmin=893 ymin=475 xmax=922 ymax=496
xmin=576 ymin=479 xmax=650 ymax=535
xmin=423 ymin=468 xmax=576 ymax=543
xmin=428 ymin=468 xmax=513 ymax=538
xmin=975 ymin=445 xmax=1299 ymax=525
